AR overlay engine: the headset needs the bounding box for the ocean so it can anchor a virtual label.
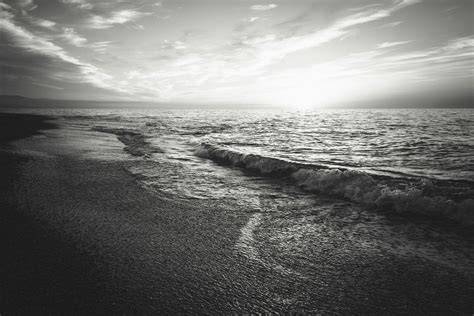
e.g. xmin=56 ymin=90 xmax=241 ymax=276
xmin=11 ymin=108 xmax=473 ymax=222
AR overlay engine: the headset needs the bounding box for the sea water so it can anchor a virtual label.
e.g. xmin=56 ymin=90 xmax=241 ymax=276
xmin=10 ymin=108 xmax=473 ymax=221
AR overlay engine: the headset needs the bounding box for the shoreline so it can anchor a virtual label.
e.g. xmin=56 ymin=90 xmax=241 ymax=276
xmin=1 ymin=113 xmax=473 ymax=314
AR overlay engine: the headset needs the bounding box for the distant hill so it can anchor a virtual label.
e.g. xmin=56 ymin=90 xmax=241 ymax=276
xmin=0 ymin=95 xmax=207 ymax=109
xmin=0 ymin=95 xmax=45 ymax=107
xmin=0 ymin=95 xmax=274 ymax=109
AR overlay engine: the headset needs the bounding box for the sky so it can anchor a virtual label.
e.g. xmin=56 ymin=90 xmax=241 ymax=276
xmin=0 ymin=0 xmax=473 ymax=108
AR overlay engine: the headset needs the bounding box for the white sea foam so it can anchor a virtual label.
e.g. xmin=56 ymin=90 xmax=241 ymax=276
xmin=196 ymin=143 xmax=474 ymax=226
xmin=235 ymin=212 xmax=263 ymax=262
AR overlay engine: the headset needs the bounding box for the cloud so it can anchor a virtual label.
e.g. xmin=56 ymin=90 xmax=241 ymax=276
xmin=60 ymin=0 xmax=94 ymax=10
xmin=0 ymin=16 xmax=122 ymax=94
xmin=0 ymin=4 xmax=15 ymax=20
xmin=250 ymin=4 xmax=277 ymax=11
xmin=30 ymin=17 xmax=56 ymax=29
xmin=236 ymin=0 xmax=421 ymax=70
xmin=242 ymin=34 xmax=276 ymax=46
xmin=0 ymin=18 xmax=76 ymax=65
xmin=0 ymin=2 xmax=13 ymax=10
xmin=377 ymin=40 xmax=412 ymax=49
xmin=381 ymin=21 xmax=402 ymax=28
xmin=245 ymin=16 xmax=259 ymax=23
xmin=61 ymin=27 xmax=87 ymax=46
xmin=1 ymin=2 xmax=56 ymax=30
xmin=17 ymin=0 xmax=37 ymax=11
xmin=88 ymin=41 xmax=111 ymax=53
xmin=31 ymin=81 xmax=65 ymax=90
xmin=88 ymin=9 xmax=148 ymax=29
xmin=294 ymin=36 xmax=474 ymax=85
xmin=383 ymin=36 xmax=474 ymax=67
xmin=445 ymin=36 xmax=474 ymax=50
xmin=109 ymin=0 xmax=425 ymax=102
xmin=161 ymin=40 xmax=186 ymax=50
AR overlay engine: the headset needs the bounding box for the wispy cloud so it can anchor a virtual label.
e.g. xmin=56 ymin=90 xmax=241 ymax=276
xmin=235 ymin=0 xmax=421 ymax=70
xmin=382 ymin=36 xmax=474 ymax=67
xmin=0 ymin=18 xmax=76 ymax=64
xmin=60 ymin=0 xmax=93 ymax=10
xmin=245 ymin=17 xmax=260 ymax=23
xmin=1 ymin=2 xmax=55 ymax=29
xmin=29 ymin=17 xmax=56 ymax=29
xmin=0 ymin=4 xmax=16 ymax=20
xmin=377 ymin=40 xmax=412 ymax=49
xmin=162 ymin=40 xmax=186 ymax=50
xmin=281 ymin=36 xmax=474 ymax=87
xmin=88 ymin=9 xmax=148 ymax=29
xmin=88 ymin=41 xmax=111 ymax=53
xmin=31 ymin=81 xmax=65 ymax=90
xmin=61 ymin=27 xmax=87 ymax=46
xmin=381 ymin=21 xmax=402 ymax=28
xmin=0 ymin=2 xmax=13 ymax=10
xmin=0 ymin=16 xmax=122 ymax=93
xmin=250 ymin=4 xmax=277 ymax=11
xmin=17 ymin=0 xmax=37 ymax=11
xmin=111 ymin=0 xmax=426 ymax=101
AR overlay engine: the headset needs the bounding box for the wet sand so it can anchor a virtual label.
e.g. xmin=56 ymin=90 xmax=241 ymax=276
xmin=1 ymin=113 xmax=473 ymax=314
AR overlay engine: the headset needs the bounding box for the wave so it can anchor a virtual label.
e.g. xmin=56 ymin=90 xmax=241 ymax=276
xmin=195 ymin=143 xmax=474 ymax=226
xmin=92 ymin=126 xmax=163 ymax=157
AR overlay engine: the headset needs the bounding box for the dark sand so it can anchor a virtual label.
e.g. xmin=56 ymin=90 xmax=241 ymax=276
xmin=1 ymin=113 xmax=473 ymax=314
xmin=0 ymin=113 xmax=57 ymax=143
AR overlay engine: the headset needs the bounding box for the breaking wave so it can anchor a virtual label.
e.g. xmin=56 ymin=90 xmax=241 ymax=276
xmin=92 ymin=126 xmax=163 ymax=157
xmin=195 ymin=143 xmax=474 ymax=226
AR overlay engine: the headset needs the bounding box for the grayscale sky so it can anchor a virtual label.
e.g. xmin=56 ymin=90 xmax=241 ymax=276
xmin=0 ymin=0 xmax=473 ymax=107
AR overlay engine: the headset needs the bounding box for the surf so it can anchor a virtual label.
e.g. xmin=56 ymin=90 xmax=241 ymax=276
xmin=195 ymin=143 xmax=474 ymax=226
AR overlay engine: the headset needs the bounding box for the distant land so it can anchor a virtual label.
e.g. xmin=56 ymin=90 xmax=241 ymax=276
xmin=0 ymin=95 xmax=178 ymax=109
xmin=0 ymin=94 xmax=472 ymax=109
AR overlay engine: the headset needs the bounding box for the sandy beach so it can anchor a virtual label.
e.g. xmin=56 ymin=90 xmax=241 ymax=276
xmin=1 ymin=113 xmax=473 ymax=314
